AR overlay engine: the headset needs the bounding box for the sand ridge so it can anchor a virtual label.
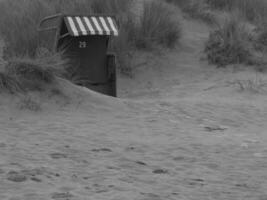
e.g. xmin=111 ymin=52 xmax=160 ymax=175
xmin=1 ymin=3 xmax=267 ymax=200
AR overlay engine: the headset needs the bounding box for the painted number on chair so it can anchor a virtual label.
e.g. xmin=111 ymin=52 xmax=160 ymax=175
xmin=79 ymin=41 xmax=87 ymax=48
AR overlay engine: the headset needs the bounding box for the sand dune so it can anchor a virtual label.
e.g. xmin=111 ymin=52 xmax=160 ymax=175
xmin=1 ymin=4 xmax=267 ymax=200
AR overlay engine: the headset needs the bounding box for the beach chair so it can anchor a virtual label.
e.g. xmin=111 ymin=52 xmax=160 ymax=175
xmin=38 ymin=14 xmax=119 ymax=97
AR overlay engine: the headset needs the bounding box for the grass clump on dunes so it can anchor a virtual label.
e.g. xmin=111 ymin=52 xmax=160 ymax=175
xmin=0 ymin=0 xmax=182 ymax=78
xmin=255 ymin=27 xmax=267 ymax=53
xmin=0 ymin=72 xmax=22 ymax=93
xmin=0 ymin=0 xmax=94 ymax=58
xmin=233 ymin=78 xmax=267 ymax=94
xmin=206 ymin=0 xmax=267 ymax=24
xmin=17 ymin=96 xmax=42 ymax=111
xmin=169 ymin=0 xmax=267 ymax=25
xmin=166 ymin=0 xmax=215 ymax=24
xmin=205 ymin=0 xmax=235 ymax=10
xmin=134 ymin=0 xmax=181 ymax=49
xmin=91 ymin=0 xmax=181 ymax=73
xmin=6 ymin=59 xmax=55 ymax=91
xmin=205 ymin=17 xmax=253 ymax=67
xmin=90 ymin=0 xmax=136 ymax=76
xmin=204 ymin=0 xmax=267 ymax=71
xmin=0 ymin=0 xmax=47 ymax=58
xmin=6 ymin=53 xmax=69 ymax=92
xmin=91 ymin=0 xmax=131 ymax=15
xmin=0 ymin=53 xmax=67 ymax=94
xmin=91 ymin=0 xmax=181 ymax=49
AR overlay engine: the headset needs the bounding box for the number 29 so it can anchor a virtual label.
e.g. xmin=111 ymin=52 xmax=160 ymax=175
xmin=79 ymin=41 xmax=87 ymax=48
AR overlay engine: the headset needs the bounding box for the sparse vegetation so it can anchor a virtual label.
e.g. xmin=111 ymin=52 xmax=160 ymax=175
xmin=0 ymin=0 xmax=181 ymax=77
xmin=90 ymin=0 xmax=136 ymax=75
xmin=0 ymin=53 xmax=67 ymax=94
xmin=167 ymin=0 xmax=267 ymax=70
xmin=7 ymin=59 xmax=55 ymax=83
xmin=201 ymin=0 xmax=267 ymax=70
xmin=134 ymin=0 xmax=181 ymax=49
xmin=91 ymin=0 xmax=132 ymax=15
xmin=0 ymin=72 xmax=22 ymax=93
xmin=205 ymin=17 xmax=253 ymax=67
xmin=91 ymin=0 xmax=181 ymax=74
xmin=166 ymin=0 xmax=215 ymax=24
xmin=6 ymin=59 xmax=55 ymax=91
xmin=254 ymin=26 xmax=267 ymax=52
xmin=2 ymin=0 xmax=266 ymax=95
xmin=0 ymin=0 xmax=94 ymax=58
xmin=205 ymin=0 xmax=235 ymax=10
xmin=231 ymin=77 xmax=267 ymax=94
xmin=206 ymin=0 xmax=267 ymax=24
xmin=18 ymin=96 xmax=42 ymax=111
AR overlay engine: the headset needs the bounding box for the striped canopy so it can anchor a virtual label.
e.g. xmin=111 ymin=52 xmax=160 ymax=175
xmin=64 ymin=16 xmax=119 ymax=37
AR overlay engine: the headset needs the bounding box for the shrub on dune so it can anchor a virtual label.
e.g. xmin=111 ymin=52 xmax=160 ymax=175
xmin=0 ymin=0 xmax=94 ymax=58
xmin=90 ymin=0 xmax=136 ymax=75
xmin=166 ymin=0 xmax=215 ymax=24
xmin=5 ymin=59 xmax=55 ymax=91
xmin=206 ymin=0 xmax=267 ymax=24
xmin=0 ymin=72 xmax=22 ymax=93
xmin=0 ymin=0 xmax=52 ymax=58
xmin=91 ymin=0 xmax=132 ymax=15
xmin=1 ymin=52 xmax=67 ymax=93
xmin=205 ymin=0 xmax=235 ymax=10
xmin=91 ymin=0 xmax=182 ymax=73
xmin=205 ymin=17 xmax=253 ymax=67
xmin=135 ymin=0 xmax=181 ymax=49
xmin=6 ymin=59 xmax=55 ymax=84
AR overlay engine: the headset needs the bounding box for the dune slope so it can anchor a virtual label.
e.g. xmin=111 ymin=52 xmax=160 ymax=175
xmin=1 ymin=8 xmax=267 ymax=200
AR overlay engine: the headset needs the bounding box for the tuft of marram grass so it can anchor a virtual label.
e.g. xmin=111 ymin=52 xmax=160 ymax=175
xmin=92 ymin=0 xmax=181 ymax=73
xmin=17 ymin=96 xmax=42 ymax=111
xmin=0 ymin=0 xmax=93 ymax=58
xmin=205 ymin=16 xmax=253 ymax=67
xmin=234 ymin=78 xmax=267 ymax=94
xmin=135 ymin=0 xmax=181 ymax=49
xmin=167 ymin=0 xmax=215 ymax=24
xmin=206 ymin=0 xmax=267 ymax=24
xmin=205 ymin=0 xmax=234 ymax=10
xmin=91 ymin=0 xmax=132 ymax=16
xmin=90 ymin=0 xmax=136 ymax=76
xmin=0 ymin=72 xmax=22 ymax=93
xmin=5 ymin=59 xmax=55 ymax=91
xmin=6 ymin=59 xmax=55 ymax=83
xmin=3 ymin=52 xmax=68 ymax=92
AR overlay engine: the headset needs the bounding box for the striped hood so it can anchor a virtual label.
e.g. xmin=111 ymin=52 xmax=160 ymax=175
xmin=64 ymin=16 xmax=119 ymax=37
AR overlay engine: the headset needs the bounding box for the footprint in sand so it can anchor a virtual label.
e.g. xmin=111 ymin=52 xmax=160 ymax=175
xmin=126 ymin=146 xmax=136 ymax=151
xmin=259 ymin=194 xmax=267 ymax=200
xmin=84 ymin=183 xmax=112 ymax=194
xmin=6 ymin=171 xmax=27 ymax=182
xmin=91 ymin=148 xmax=112 ymax=152
xmin=6 ymin=168 xmax=58 ymax=183
xmin=173 ymin=156 xmax=197 ymax=163
xmin=30 ymin=177 xmax=42 ymax=182
xmin=21 ymin=168 xmax=44 ymax=177
xmin=51 ymin=192 xmax=74 ymax=200
xmin=186 ymin=178 xmax=206 ymax=187
xmin=125 ymin=145 xmax=147 ymax=153
xmin=0 ymin=142 xmax=6 ymax=148
xmin=153 ymin=169 xmax=169 ymax=174
xmin=135 ymin=161 xmax=147 ymax=166
xmin=140 ymin=193 xmax=163 ymax=200
xmin=50 ymin=153 xmax=68 ymax=159
xmin=8 ymin=197 xmax=22 ymax=200
xmin=0 ymin=168 xmax=5 ymax=174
